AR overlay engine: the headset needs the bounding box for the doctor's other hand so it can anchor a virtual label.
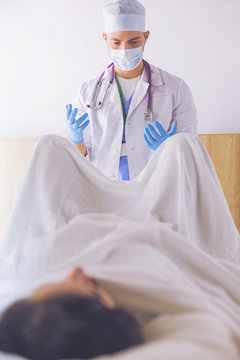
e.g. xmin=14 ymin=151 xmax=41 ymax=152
xmin=66 ymin=104 xmax=90 ymax=144
xmin=143 ymin=120 xmax=178 ymax=151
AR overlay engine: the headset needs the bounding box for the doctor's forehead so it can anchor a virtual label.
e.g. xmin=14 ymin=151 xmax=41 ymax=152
xmin=108 ymin=31 xmax=144 ymax=40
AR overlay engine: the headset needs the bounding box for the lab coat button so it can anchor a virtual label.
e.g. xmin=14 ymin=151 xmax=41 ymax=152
xmin=131 ymin=147 xmax=135 ymax=151
xmin=113 ymin=174 xmax=116 ymax=178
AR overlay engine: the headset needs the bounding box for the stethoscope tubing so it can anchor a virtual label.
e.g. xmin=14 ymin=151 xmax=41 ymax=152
xmin=87 ymin=60 xmax=152 ymax=120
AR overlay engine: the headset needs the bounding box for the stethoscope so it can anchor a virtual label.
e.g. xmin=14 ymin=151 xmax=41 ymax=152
xmin=87 ymin=59 xmax=153 ymax=122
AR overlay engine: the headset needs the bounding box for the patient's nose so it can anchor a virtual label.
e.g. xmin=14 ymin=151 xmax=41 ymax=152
xmin=67 ymin=267 xmax=84 ymax=280
xmin=67 ymin=267 xmax=97 ymax=288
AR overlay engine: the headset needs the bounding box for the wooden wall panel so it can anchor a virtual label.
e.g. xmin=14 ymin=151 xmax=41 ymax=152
xmin=0 ymin=139 xmax=37 ymax=244
xmin=199 ymin=134 xmax=240 ymax=231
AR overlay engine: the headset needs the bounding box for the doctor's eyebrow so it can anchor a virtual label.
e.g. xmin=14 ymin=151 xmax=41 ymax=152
xmin=110 ymin=37 xmax=141 ymax=42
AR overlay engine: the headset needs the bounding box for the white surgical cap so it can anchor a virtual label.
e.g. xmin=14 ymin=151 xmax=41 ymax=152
xmin=103 ymin=0 xmax=146 ymax=34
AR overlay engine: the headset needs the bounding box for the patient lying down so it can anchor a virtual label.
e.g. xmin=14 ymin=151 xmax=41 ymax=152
xmin=0 ymin=133 xmax=239 ymax=360
xmin=0 ymin=267 xmax=143 ymax=359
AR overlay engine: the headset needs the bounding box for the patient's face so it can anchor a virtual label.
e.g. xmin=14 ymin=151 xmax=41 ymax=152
xmin=30 ymin=267 xmax=116 ymax=309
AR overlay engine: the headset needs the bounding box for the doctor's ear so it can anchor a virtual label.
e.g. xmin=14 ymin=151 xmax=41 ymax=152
xmin=102 ymin=33 xmax=108 ymax=42
xmin=144 ymin=31 xmax=150 ymax=41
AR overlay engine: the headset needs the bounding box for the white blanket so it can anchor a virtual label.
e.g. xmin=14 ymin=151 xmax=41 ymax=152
xmin=0 ymin=133 xmax=240 ymax=360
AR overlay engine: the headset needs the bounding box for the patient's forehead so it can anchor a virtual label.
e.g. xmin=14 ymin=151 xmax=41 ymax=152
xmin=30 ymin=282 xmax=92 ymax=301
xmin=28 ymin=281 xmax=116 ymax=309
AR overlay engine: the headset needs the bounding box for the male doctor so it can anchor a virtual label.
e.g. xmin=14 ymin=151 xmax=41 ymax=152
xmin=66 ymin=0 xmax=198 ymax=181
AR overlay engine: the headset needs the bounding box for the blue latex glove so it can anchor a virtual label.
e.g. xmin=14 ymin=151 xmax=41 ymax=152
xmin=143 ymin=120 xmax=178 ymax=151
xmin=66 ymin=104 xmax=90 ymax=144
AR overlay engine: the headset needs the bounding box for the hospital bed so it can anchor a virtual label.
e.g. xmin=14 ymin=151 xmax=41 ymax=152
xmin=0 ymin=134 xmax=239 ymax=245
xmin=0 ymin=134 xmax=239 ymax=360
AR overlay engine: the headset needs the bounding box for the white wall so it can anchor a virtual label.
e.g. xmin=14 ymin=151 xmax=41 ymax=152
xmin=0 ymin=0 xmax=240 ymax=139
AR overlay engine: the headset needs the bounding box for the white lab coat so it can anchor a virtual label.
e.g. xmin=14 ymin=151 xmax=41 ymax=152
xmin=72 ymin=62 xmax=198 ymax=180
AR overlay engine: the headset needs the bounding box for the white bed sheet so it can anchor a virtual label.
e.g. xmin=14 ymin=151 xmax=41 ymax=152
xmin=0 ymin=133 xmax=240 ymax=360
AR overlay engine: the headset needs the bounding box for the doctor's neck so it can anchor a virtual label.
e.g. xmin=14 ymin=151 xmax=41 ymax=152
xmin=115 ymin=60 xmax=144 ymax=79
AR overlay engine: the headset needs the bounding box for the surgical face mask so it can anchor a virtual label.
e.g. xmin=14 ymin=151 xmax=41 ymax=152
xmin=109 ymin=46 xmax=143 ymax=71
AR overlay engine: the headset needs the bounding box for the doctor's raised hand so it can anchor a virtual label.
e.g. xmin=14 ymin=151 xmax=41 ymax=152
xmin=66 ymin=104 xmax=90 ymax=144
xmin=144 ymin=120 xmax=178 ymax=151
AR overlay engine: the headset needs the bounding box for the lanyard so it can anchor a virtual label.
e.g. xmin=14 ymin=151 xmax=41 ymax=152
xmin=115 ymin=75 xmax=127 ymax=124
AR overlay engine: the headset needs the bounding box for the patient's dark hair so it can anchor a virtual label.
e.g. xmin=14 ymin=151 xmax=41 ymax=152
xmin=0 ymin=293 xmax=144 ymax=360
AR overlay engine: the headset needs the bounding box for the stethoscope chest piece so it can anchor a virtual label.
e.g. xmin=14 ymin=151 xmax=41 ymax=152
xmin=144 ymin=109 xmax=153 ymax=122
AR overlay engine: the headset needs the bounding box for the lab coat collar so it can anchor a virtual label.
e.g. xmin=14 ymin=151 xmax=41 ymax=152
xmin=141 ymin=62 xmax=164 ymax=86
xmin=102 ymin=61 xmax=164 ymax=87
xmin=107 ymin=69 xmax=149 ymax=116
xmin=105 ymin=61 xmax=164 ymax=120
xmin=127 ymin=63 xmax=164 ymax=120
